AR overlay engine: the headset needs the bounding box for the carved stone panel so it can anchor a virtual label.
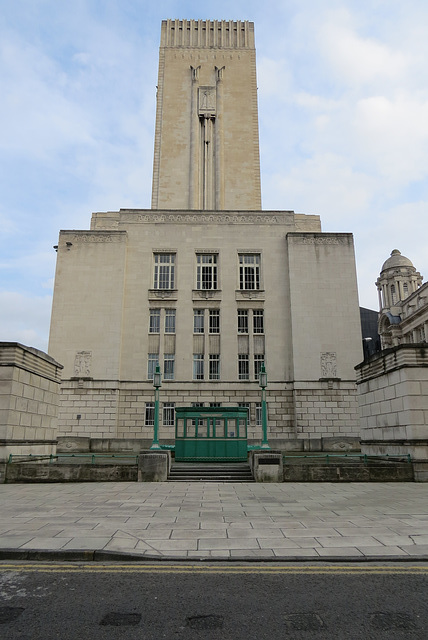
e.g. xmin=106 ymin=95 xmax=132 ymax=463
xmin=198 ymin=86 xmax=216 ymax=115
xmin=74 ymin=351 xmax=92 ymax=377
xmin=320 ymin=352 xmax=337 ymax=378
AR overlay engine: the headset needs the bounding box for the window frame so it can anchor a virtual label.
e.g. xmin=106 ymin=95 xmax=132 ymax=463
xmin=253 ymin=309 xmax=264 ymax=334
xmin=147 ymin=353 xmax=159 ymax=380
xmin=164 ymin=309 xmax=176 ymax=334
xmin=153 ymin=253 xmax=175 ymax=290
xmin=163 ymin=402 xmax=175 ymax=427
xmin=149 ymin=309 xmax=161 ymax=334
xmin=193 ymin=354 xmax=204 ymax=380
xmin=239 ymin=253 xmax=260 ymax=291
xmin=193 ymin=309 xmax=205 ymax=334
xmin=238 ymin=309 xmax=249 ymax=334
xmin=209 ymin=309 xmax=220 ymax=334
xmin=238 ymin=354 xmax=250 ymax=380
xmin=196 ymin=253 xmax=218 ymax=290
xmin=145 ymin=402 xmax=155 ymax=427
xmin=163 ymin=354 xmax=175 ymax=380
xmin=209 ymin=354 xmax=220 ymax=380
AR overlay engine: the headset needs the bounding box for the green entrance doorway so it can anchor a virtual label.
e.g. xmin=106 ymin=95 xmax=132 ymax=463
xmin=175 ymin=407 xmax=248 ymax=462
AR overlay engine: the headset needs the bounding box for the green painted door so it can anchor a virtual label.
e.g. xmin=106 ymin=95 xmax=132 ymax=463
xmin=175 ymin=407 xmax=248 ymax=462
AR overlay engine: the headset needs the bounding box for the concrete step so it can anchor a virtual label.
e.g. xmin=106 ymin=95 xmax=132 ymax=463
xmin=168 ymin=462 xmax=254 ymax=482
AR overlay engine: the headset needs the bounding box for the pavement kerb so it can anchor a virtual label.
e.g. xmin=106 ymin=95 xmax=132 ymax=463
xmin=1 ymin=549 xmax=428 ymax=563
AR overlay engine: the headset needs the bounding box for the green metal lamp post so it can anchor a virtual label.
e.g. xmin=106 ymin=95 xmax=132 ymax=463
xmin=258 ymin=363 xmax=270 ymax=449
xmin=150 ymin=364 xmax=162 ymax=450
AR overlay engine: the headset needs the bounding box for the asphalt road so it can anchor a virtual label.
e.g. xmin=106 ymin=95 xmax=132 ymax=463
xmin=1 ymin=562 xmax=428 ymax=639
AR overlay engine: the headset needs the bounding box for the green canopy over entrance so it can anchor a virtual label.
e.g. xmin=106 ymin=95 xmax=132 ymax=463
xmin=175 ymin=406 xmax=248 ymax=462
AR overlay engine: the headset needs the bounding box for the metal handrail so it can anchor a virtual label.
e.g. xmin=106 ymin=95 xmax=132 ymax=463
xmin=282 ymin=453 xmax=412 ymax=463
xmin=7 ymin=453 xmax=139 ymax=465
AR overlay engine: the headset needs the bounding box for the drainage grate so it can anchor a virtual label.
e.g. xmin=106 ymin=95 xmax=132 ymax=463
xmin=186 ymin=614 xmax=224 ymax=630
xmin=284 ymin=612 xmax=325 ymax=631
xmin=100 ymin=612 xmax=141 ymax=626
xmin=370 ymin=612 xmax=417 ymax=631
xmin=0 ymin=606 xmax=25 ymax=624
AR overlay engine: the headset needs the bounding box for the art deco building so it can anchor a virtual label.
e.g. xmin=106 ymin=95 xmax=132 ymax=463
xmin=48 ymin=20 xmax=363 ymax=449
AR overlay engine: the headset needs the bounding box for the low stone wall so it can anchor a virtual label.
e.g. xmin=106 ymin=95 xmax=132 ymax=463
xmin=283 ymin=459 xmax=414 ymax=482
xmin=5 ymin=463 xmax=137 ymax=483
xmin=0 ymin=343 xmax=63 ymax=462
xmin=356 ymin=344 xmax=428 ymax=464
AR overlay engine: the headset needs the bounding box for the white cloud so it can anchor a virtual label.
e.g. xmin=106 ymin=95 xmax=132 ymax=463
xmin=0 ymin=292 xmax=52 ymax=352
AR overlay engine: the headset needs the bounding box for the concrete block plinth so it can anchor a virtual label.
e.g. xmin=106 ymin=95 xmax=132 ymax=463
xmin=138 ymin=450 xmax=171 ymax=482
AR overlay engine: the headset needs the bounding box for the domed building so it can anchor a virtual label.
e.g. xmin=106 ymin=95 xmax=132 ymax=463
xmin=376 ymin=250 xmax=427 ymax=348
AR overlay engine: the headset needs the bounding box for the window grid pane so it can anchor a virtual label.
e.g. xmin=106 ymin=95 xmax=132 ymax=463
xmin=149 ymin=309 xmax=160 ymax=333
xmin=255 ymin=402 xmax=262 ymax=426
xmin=145 ymin=402 xmax=155 ymax=426
xmin=194 ymin=309 xmax=204 ymax=333
xmin=209 ymin=309 xmax=220 ymax=334
xmin=197 ymin=254 xmax=218 ymax=290
xmin=254 ymin=355 xmax=264 ymax=381
xmin=154 ymin=254 xmax=175 ymax=289
xmin=163 ymin=402 xmax=175 ymax=427
xmin=209 ymin=354 xmax=220 ymax=380
xmin=193 ymin=354 xmax=204 ymax=380
xmin=165 ymin=309 xmax=176 ymax=333
xmin=239 ymin=254 xmax=260 ymax=290
xmin=238 ymin=310 xmax=248 ymax=333
xmin=253 ymin=310 xmax=264 ymax=334
xmin=163 ymin=354 xmax=175 ymax=380
xmin=238 ymin=354 xmax=249 ymax=380
xmin=148 ymin=353 xmax=159 ymax=380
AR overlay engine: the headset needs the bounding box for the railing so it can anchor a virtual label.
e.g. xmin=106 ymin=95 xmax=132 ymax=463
xmin=7 ymin=453 xmax=139 ymax=465
xmin=282 ymin=453 xmax=412 ymax=464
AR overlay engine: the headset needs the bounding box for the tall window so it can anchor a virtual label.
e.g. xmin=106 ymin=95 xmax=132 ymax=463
xmin=238 ymin=354 xmax=249 ymax=380
xmin=165 ymin=309 xmax=176 ymax=333
xmin=253 ymin=309 xmax=264 ymax=334
xmin=209 ymin=354 xmax=220 ymax=380
xmin=153 ymin=253 xmax=175 ymax=289
xmin=197 ymin=253 xmax=218 ymax=290
xmin=163 ymin=354 xmax=175 ymax=380
xmin=255 ymin=402 xmax=262 ymax=426
xmin=147 ymin=353 xmax=159 ymax=380
xmin=391 ymin=284 xmax=396 ymax=304
xmin=238 ymin=309 xmax=249 ymax=333
xmin=254 ymin=355 xmax=264 ymax=381
xmin=239 ymin=254 xmax=260 ymax=290
xmin=193 ymin=354 xmax=204 ymax=380
xmin=163 ymin=402 xmax=175 ymax=427
xmin=194 ymin=309 xmax=205 ymax=333
xmin=209 ymin=309 xmax=220 ymax=334
xmin=149 ymin=309 xmax=160 ymax=333
xmin=145 ymin=402 xmax=154 ymax=426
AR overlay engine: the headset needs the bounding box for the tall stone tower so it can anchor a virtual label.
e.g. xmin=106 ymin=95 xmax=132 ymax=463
xmin=151 ymin=19 xmax=261 ymax=210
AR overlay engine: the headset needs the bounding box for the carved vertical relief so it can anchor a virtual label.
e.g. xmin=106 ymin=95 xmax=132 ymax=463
xmin=321 ymin=352 xmax=337 ymax=378
xmin=74 ymin=351 xmax=92 ymax=377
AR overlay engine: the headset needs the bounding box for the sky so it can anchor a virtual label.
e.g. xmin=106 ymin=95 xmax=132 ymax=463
xmin=1 ymin=0 xmax=427 ymax=352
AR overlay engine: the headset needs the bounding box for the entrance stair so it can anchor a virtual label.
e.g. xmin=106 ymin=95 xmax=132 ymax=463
xmin=168 ymin=462 xmax=254 ymax=482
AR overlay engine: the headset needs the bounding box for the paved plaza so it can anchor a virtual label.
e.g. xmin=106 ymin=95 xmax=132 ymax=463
xmin=0 ymin=482 xmax=427 ymax=560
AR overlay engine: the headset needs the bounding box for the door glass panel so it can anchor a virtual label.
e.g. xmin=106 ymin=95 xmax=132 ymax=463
xmin=176 ymin=419 xmax=184 ymax=437
xmin=197 ymin=419 xmax=208 ymax=438
xmin=227 ymin=418 xmax=237 ymax=438
xmin=239 ymin=418 xmax=246 ymax=437
xmin=214 ymin=419 xmax=225 ymax=438
xmin=186 ymin=420 xmax=196 ymax=438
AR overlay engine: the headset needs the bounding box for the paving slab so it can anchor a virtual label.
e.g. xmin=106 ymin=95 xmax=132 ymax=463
xmin=0 ymin=481 xmax=427 ymax=561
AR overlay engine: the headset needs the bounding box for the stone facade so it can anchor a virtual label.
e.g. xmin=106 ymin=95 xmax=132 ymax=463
xmin=376 ymin=249 xmax=428 ymax=348
xmin=0 ymin=342 xmax=62 ymax=462
xmin=356 ymin=344 xmax=428 ymax=464
xmin=48 ymin=20 xmax=363 ymax=449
